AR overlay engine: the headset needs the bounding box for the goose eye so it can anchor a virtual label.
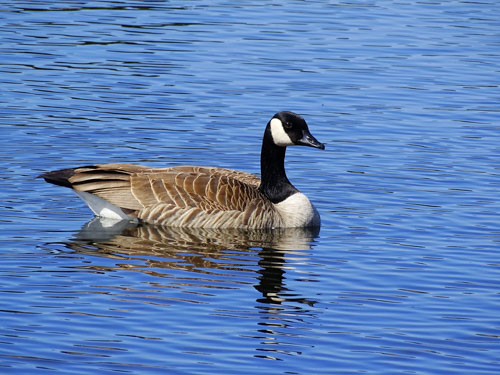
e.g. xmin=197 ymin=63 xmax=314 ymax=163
xmin=284 ymin=122 xmax=292 ymax=129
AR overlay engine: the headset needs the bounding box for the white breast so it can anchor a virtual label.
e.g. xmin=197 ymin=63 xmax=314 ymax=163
xmin=274 ymin=192 xmax=320 ymax=227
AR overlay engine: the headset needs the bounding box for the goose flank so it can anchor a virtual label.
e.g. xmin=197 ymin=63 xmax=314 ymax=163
xmin=40 ymin=111 xmax=325 ymax=229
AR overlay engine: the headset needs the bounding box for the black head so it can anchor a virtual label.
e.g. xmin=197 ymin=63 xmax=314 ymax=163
xmin=268 ymin=111 xmax=325 ymax=150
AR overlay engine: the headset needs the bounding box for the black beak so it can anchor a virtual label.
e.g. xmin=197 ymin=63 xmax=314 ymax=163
xmin=297 ymin=130 xmax=325 ymax=150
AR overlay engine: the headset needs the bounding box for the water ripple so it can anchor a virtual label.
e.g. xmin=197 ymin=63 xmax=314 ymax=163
xmin=1 ymin=1 xmax=500 ymax=374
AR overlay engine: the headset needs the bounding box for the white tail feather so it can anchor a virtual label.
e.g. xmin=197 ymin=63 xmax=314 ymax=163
xmin=74 ymin=191 xmax=133 ymax=222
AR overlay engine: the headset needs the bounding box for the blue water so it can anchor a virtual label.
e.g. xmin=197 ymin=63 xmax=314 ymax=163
xmin=1 ymin=1 xmax=499 ymax=374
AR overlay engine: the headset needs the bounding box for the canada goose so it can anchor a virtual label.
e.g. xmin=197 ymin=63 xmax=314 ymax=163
xmin=40 ymin=111 xmax=325 ymax=229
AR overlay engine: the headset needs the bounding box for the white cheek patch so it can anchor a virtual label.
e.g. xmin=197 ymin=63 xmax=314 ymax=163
xmin=270 ymin=118 xmax=294 ymax=147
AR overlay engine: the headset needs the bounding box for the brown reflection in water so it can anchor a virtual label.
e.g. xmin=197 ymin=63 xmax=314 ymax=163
xmin=66 ymin=218 xmax=320 ymax=359
xmin=67 ymin=218 xmax=319 ymax=302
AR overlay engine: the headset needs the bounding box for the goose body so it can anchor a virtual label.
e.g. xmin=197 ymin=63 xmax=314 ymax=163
xmin=41 ymin=111 xmax=325 ymax=229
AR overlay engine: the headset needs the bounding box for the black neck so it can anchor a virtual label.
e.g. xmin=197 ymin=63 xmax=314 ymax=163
xmin=258 ymin=126 xmax=298 ymax=204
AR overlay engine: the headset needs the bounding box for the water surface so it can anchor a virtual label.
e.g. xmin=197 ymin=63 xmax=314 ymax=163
xmin=1 ymin=1 xmax=499 ymax=374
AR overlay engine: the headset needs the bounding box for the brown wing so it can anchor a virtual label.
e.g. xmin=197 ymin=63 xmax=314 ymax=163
xmin=128 ymin=170 xmax=264 ymax=212
xmin=51 ymin=163 xmax=267 ymax=219
xmin=165 ymin=166 xmax=261 ymax=188
xmin=62 ymin=164 xmax=145 ymax=211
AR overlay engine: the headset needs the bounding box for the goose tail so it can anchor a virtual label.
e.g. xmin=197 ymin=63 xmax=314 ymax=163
xmin=39 ymin=168 xmax=78 ymax=188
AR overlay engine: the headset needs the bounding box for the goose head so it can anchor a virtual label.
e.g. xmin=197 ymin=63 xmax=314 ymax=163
xmin=268 ymin=111 xmax=325 ymax=150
